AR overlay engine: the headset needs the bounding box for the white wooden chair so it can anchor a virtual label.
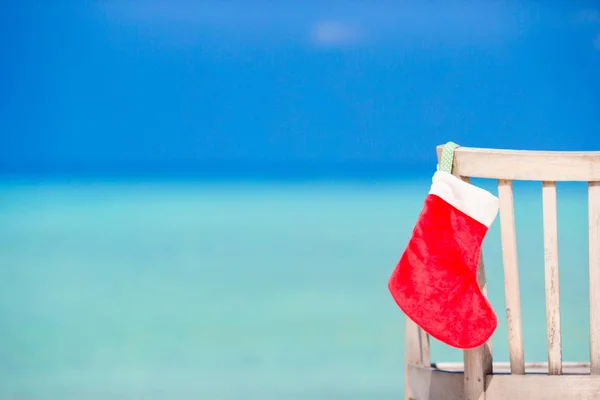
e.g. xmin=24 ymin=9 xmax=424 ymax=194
xmin=404 ymin=145 xmax=600 ymax=400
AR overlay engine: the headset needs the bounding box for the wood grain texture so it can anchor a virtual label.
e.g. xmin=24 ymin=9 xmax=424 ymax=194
xmin=589 ymin=182 xmax=600 ymax=375
xmin=497 ymin=179 xmax=525 ymax=374
xmin=419 ymin=327 xmax=431 ymax=367
xmin=407 ymin=364 xmax=465 ymax=400
xmin=408 ymin=363 xmax=600 ymax=400
xmin=459 ymin=172 xmax=494 ymax=400
xmin=541 ymin=181 xmax=562 ymax=375
xmin=434 ymin=361 xmax=590 ymax=374
xmin=405 ymin=317 xmax=423 ymax=400
xmin=485 ymin=375 xmax=600 ymax=400
xmin=463 ymin=251 xmax=493 ymax=400
xmin=435 ymin=146 xmax=600 ymax=181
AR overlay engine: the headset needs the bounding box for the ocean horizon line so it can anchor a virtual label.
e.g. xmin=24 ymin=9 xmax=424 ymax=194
xmin=0 ymin=161 xmax=437 ymax=183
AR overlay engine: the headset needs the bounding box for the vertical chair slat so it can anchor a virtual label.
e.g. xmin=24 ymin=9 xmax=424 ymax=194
xmin=404 ymin=318 xmax=420 ymax=400
xmin=464 ymin=254 xmax=494 ymax=400
xmin=419 ymin=328 xmax=431 ymax=367
xmin=498 ymin=179 xmax=526 ymax=375
xmin=588 ymin=182 xmax=600 ymax=375
xmin=541 ymin=181 xmax=562 ymax=375
xmin=461 ymin=176 xmax=493 ymax=400
xmin=405 ymin=317 xmax=430 ymax=400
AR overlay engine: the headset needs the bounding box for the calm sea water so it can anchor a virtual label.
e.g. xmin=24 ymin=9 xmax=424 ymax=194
xmin=0 ymin=177 xmax=592 ymax=399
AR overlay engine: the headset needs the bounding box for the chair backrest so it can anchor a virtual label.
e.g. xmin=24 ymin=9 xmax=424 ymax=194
xmin=435 ymin=145 xmax=600 ymax=377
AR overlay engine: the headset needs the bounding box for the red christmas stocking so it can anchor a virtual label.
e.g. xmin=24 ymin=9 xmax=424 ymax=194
xmin=388 ymin=143 xmax=499 ymax=349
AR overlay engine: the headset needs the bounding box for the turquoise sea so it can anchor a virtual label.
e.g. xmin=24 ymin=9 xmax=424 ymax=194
xmin=0 ymin=176 xmax=592 ymax=399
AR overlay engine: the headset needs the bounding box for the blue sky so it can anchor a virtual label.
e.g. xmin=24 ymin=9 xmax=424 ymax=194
xmin=1 ymin=1 xmax=600 ymax=175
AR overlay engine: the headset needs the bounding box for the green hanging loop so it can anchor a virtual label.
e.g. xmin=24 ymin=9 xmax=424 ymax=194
xmin=438 ymin=141 xmax=460 ymax=173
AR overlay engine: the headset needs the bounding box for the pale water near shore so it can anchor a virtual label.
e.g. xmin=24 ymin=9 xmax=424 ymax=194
xmin=0 ymin=177 xmax=591 ymax=399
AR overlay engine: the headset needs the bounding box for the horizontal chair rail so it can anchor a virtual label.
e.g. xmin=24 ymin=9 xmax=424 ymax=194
xmin=433 ymin=361 xmax=591 ymax=374
xmin=435 ymin=146 xmax=600 ymax=181
xmin=408 ymin=363 xmax=600 ymax=400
